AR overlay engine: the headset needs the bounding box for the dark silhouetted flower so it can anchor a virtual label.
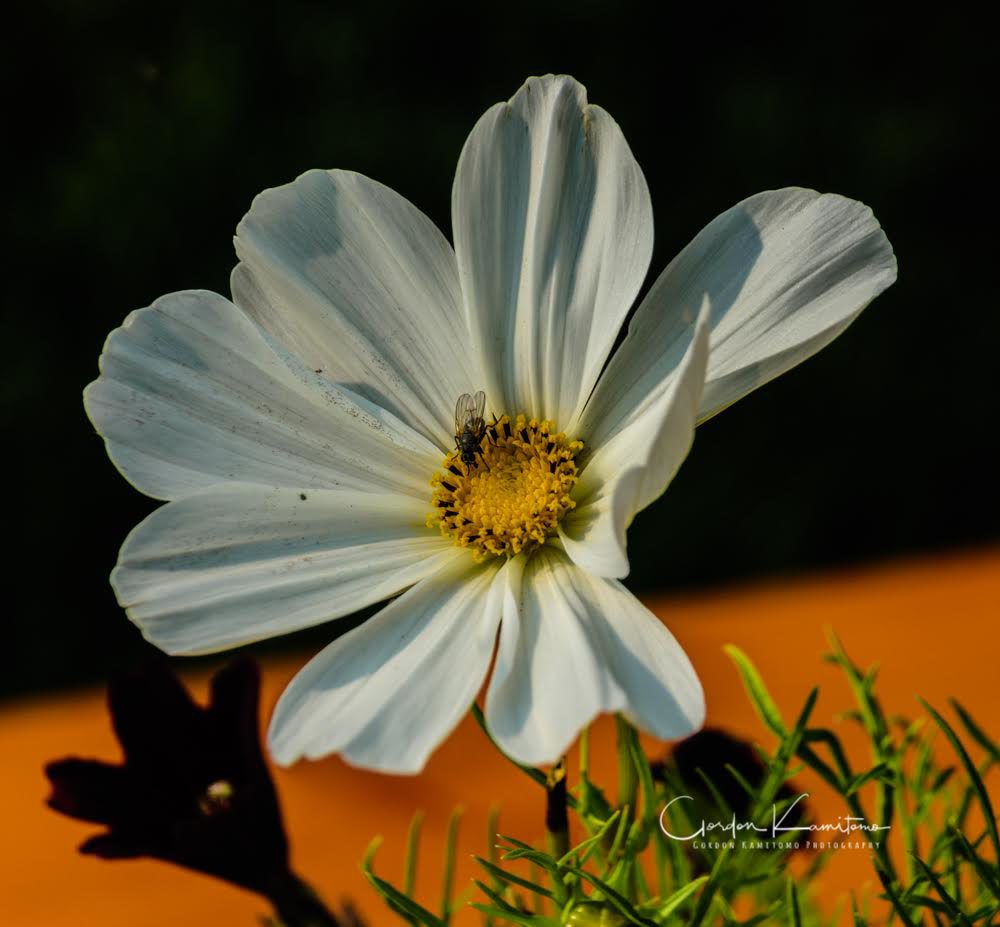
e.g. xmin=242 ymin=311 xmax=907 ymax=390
xmin=45 ymin=658 xmax=347 ymax=926
xmin=658 ymin=727 xmax=809 ymax=830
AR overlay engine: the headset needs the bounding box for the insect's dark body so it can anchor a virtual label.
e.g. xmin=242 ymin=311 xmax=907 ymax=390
xmin=454 ymin=390 xmax=489 ymax=470
xmin=456 ymin=429 xmax=484 ymax=467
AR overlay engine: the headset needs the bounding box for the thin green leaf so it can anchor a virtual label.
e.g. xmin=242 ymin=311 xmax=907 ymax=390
xmin=440 ymin=806 xmax=462 ymax=922
xmin=475 ymin=858 xmax=553 ymax=899
xmin=487 ymin=805 xmax=500 ymax=866
xmin=473 ymin=878 xmax=524 ymax=915
xmin=929 ymin=766 xmax=956 ymax=793
xmin=902 ymin=894 xmax=952 ymax=914
xmin=653 ymin=876 xmax=708 ymax=919
xmin=687 ymin=846 xmax=731 ymax=927
xmin=951 ymin=826 xmax=1000 ymax=901
xmin=797 ymin=742 xmax=846 ymax=793
xmin=497 ymin=834 xmax=537 ymax=852
xmin=615 ymin=716 xmax=638 ymax=811
xmin=786 ymin=879 xmax=802 ymax=927
xmin=578 ymin=727 xmax=615 ymax=828
xmin=362 ymin=837 xmax=446 ymax=927
xmin=736 ymin=914 xmax=773 ymax=927
xmin=724 ymin=645 xmax=786 ymax=737
xmin=559 ymin=810 xmax=621 ymax=868
xmin=621 ymin=718 xmax=658 ymax=824
xmin=563 ymin=866 xmax=657 ymax=927
xmin=919 ymin=697 xmax=1000 ymax=866
xmin=404 ymin=811 xmax=424 ymax=898
xmin=950 ymin=699 xmax=1000 ymax=762
xmin=873 ymin=859 xmax=920 ymax=927
xmin=912 ymin=855 xmax=974 ymax=926
xmin=469 ymin=904 xmax=535 ymax=926
xmin=601 ymin=805 xmax=631 ymax=876
xmin=694 ymin=766 xmax=735 ymax=815
xmin=721 ymin=762 xmax=758 ymax=804
xmin=825 ymin=631 xmax=889 ymax=745
xmin=846 ymin=762 xmax=895 ymax=796
xmin=500 ymin=844 xmax=561 ymax=874
xmin=849 ymin=892 xmax=866 ymax=927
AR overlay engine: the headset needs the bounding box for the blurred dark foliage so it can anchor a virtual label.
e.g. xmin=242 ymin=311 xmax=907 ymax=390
xmin=667 ymin=728 xmax=807 ymax=831
xmin=5 ymin=0 xmax=995 ymax=697
xmin=655 ymin=727 xmax=811 ymax=871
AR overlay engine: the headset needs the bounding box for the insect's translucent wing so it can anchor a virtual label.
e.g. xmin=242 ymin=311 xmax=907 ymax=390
xmin=472 ymin=390 xmax=486 ymax=422
xmin=455 ymin=392 xmax=475 ymax=433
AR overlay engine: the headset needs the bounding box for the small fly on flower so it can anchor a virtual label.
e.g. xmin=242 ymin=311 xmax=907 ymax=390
xmin=454 ymin=390 xmax=489 ymax=470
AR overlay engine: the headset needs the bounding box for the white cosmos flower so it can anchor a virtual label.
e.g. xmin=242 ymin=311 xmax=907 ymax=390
xmin=84 ymin=74 xmax=896 ymax=774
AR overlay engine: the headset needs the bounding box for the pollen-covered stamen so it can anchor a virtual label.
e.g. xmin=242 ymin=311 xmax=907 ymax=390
xmin=430 ymin=414 xmax=583 ymax=560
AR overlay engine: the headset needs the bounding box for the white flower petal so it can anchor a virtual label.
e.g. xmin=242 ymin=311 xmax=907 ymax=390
xmin=577 ymin=188 xmax=897 ymax=443
xmin=268 ymin=555 xmax=505 ymax=773
xmin=452 ymin=74 xmax=654 ymax=426
xmin=560 ymin=302 xmax=710 ymax=579
xmin=232 ymin=169 xmax=483 ymax=451
xmin=486 ymin=547 xmax=703 ymax=766
xmin=84 ymin=289 xmax=439 ymax=501
xmin=113 ymin=484 xmax=457 ymax=655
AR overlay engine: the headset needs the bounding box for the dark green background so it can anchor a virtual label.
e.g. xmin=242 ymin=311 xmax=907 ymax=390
xmin=7 ymin=1 xmax=995 ymax=698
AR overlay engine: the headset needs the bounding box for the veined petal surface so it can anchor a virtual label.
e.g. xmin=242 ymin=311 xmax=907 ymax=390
xmin=452 ymin=74 xmax=653 ymax=426
xmin=577 ymin=188 xmax=897 ymax=444
xmin=84 ymin=290 xmax=439 ymax=501
xmin=233 ymin=169 xmax=483 ymax=451
xmin=485 ymin=547 xmax=704 ymax=766
xmin=560 ymin=302 xmax=710 ymax=579
xmin=113 ymin=485 xmax=457 ymax=655
xmin=268 ymin=556 xmax=506 ymax=773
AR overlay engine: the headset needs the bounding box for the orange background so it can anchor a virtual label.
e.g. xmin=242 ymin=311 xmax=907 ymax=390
xmin=4 ymin=548 xmax=998 ymax=926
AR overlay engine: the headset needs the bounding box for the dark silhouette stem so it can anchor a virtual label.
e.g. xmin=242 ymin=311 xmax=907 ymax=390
xmin=265 ymin=869 xmax=342 ymax=927
xmin=545 ymin=758 xmax=569 ymax=860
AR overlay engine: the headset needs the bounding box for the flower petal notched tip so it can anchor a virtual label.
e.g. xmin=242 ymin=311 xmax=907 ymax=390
xmin=264 ymin=734 xmax=300 ymax=771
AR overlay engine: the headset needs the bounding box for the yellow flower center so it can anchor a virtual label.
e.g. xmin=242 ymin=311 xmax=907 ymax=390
xmin=430 ymin=414 xmax=583 ymax=560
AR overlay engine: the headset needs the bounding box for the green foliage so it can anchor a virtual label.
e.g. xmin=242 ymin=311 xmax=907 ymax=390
xmin=362 ymin=640 xmax=999 ymax=926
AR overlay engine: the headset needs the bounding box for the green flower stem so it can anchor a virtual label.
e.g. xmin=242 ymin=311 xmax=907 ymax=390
xmin=615 ymin=716 xmax=638 ymax=813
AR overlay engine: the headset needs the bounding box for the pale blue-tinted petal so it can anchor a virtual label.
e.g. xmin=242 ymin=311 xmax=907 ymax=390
xmin=233 ymin=169 xmax=483 ymax=451
xmin=486 ymin=547 xmax=703 ymax=766
xmin=452 ymin=74 xmax=653 ymax=426
xmin=577 ymin=188 xmax=896 ymax=443
xmin=269 ymin=555 xmax=506 ymax=773
xmin=560 ymin=302 xmax=710 ymax=579
xmin=114 ymin=484 xmax=456 ymax=655
xmin=85 ymin=290 xmax=439 ymax=501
